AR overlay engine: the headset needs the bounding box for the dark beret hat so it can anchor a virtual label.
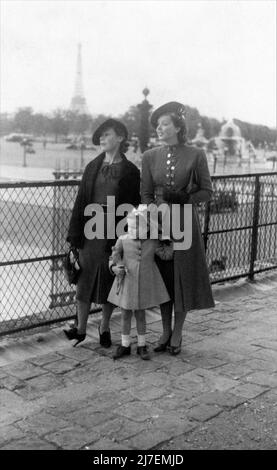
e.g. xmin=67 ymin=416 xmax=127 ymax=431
xmin=92 ymin=119 xmax=128 ymax=145
xmin=150 ymin=101 xmax=186 ymax=128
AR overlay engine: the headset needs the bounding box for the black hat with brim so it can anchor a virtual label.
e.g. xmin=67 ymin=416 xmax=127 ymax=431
xmin=150 ymin=101 xmax=186 ymax=128
xmin=92 ymin=119 xmax=128 ymax=145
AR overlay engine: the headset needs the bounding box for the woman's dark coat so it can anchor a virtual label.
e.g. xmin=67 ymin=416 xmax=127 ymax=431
xmin=67 ymin=152 xmax=141 ymax=250
xmin=141 ymin=143 xmax=215 ymax=313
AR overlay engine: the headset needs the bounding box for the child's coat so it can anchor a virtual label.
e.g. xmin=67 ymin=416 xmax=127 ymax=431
xmin=108 ymin=235 xmax=170 ymax=310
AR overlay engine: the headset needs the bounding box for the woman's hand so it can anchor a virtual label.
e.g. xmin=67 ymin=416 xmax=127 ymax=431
xmin=112 ymin=265 xmax=126 ymax=277
xmin=163 ymin=188 xmax=190 ymax=204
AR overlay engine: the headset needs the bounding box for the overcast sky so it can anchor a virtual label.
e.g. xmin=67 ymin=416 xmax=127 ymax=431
xmin=1 ymin=0 xmax=276 ymax=127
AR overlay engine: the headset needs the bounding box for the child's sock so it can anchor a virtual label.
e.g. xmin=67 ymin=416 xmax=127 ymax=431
xmin=137 ymin=335 xmax=146 ymax=347
xmin=122 ymin=335 xmax=131 ymax=347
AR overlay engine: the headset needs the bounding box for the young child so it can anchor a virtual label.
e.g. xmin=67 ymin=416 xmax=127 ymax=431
xmin=108 ymin=204 xmax=170 ymax=360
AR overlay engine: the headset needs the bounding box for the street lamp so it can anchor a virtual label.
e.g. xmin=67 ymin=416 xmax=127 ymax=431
xmin=138 ymin=87 xmax=152 ymax=153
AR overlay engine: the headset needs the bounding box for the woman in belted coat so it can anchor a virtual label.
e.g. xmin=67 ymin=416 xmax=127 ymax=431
xmin=65 ymin=119 xmax=140 ymax=347
xmin=141 ymin=102 xmax=215 ymax=355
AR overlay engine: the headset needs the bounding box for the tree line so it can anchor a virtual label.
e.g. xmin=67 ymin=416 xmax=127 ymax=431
xmin=1 ymin=104 xmax=276 ymax=147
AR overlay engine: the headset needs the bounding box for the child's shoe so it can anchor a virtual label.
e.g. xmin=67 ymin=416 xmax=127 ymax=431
xmin=137 ymin=345 xmax=150 ymax=360
xmin=113 ymin=345 xmax=131 ymax=360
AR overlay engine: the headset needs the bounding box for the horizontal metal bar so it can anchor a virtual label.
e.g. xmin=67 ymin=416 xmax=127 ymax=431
xmin=210 ymin=265 xmax=277 ymax=284
xmin=0 ymin=180 xmax=80 ymax=189
xmin=210 ymin=272 xmax=249 ymax=283
xmin=0 ymin=254 xmax=66 ymax=267
xmin=0 ymin=172 xmax=276 ymax=189
xmin=206 ymin=221 xmax=277 ymax=235
xmin=212 ymin=172 xmax=277 ymax=180
xmin=253 ymin=265 xmax=277 ymax=274
xmin=257 ymin=222 xmax=277 ymax=228
xmin=206 ymin=226 xmax=253 ymax=235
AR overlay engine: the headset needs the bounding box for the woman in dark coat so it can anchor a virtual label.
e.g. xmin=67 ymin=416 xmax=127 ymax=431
xmin=141 ymin=102 xmax=214 ymax=355
xmin=64 ymin=119 xmax=140 ymax=346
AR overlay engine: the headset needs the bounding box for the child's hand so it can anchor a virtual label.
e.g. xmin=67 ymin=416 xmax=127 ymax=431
xmin=112 ymin=265 xmax=126 ymax=277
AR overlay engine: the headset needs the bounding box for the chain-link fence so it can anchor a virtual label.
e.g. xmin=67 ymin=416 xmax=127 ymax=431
xmin=1 ymin=172 xmax=277 ymax=336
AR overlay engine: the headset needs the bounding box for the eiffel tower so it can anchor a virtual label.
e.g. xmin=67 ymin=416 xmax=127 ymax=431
xmin=70 ymin=43 xmax=89 ymax=114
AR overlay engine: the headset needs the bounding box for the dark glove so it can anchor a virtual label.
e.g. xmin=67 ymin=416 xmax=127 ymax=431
xmin=162 ymin=188 xmax=190 ymax=204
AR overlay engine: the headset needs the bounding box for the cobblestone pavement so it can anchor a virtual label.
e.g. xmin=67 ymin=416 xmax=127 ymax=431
xmin=0 ymin=276 xmax=277 ymax=450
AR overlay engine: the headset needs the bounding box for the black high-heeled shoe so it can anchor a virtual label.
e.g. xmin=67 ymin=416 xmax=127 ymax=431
xmin=153 ymin=334 xmax=172 ymax=352
xmin=98 ymin=326 xmax=112 ymax=348
xmin=167 ymin=338 xmax=182 ymax=356
xmin=63 ymin=327 xmax=86 ymax=347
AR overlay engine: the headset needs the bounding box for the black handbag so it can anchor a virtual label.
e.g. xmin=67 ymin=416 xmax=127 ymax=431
xmin=63 ymin=247 xmax=81 ymax=285
xmin=186 ymin=168 xmax=199 ymax=194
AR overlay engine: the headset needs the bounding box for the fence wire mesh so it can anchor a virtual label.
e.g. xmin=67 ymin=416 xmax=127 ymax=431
xmin=1 ymin=172 xmax=277 ymax=335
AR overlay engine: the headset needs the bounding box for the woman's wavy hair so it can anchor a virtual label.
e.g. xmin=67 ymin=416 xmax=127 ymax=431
xmin=110 ymin=122 xmax=129 ymax=154
xmin=166 ymin=112 xmax=188 ymax=144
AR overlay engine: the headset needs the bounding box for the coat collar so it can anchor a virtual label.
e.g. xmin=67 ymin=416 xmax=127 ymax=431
xmin=92 ymin=152 xmax=137 ymax=179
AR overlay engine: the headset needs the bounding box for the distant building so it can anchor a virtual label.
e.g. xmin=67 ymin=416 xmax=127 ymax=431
xmin=70 ymin=43 xmax=89 ymax=115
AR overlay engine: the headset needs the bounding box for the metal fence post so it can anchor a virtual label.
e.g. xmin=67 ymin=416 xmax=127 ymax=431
xmin=249 ymin=175 xmax=261 ymax=281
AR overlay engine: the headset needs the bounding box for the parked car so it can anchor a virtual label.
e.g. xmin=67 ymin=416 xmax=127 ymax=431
xmin=5 ymin=133 xmax=34 ymax=143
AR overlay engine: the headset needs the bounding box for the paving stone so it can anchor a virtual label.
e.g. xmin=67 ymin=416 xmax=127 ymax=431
xmin=13 ymin=373 xmax=65 ymax=400
xmin=64 ymin=408 xmax=114 ymax=429
xmin=242 ymin=358 xmax=277 ymax=373
xmin=0 ymin=375 xmax=26 ymax=391
xmin=184 ymin=355 xmax=228 ymax=370
xmin=230 ymin=383 xmax=269 ymax=399
xmin=60 ymin=364 xmax=100 ymax=384
xmin=212 ymin=362 xmax=253 ymax=380
xmin=129 ymin=371 xmax=171 ymax=389
xmin=42 ymin=358 xmax=82 ymax=374
xmin=147 ymin=413 xmax=197 ymax=439
xmin=0 ymin=369 xmax=8 ymax=379
xmin=57 ymin=346 xmax=94 ymax=362
xmin=95 ymin=418 xmax=145 ymax=442
xmin=123 ymin=429 xmax=169 ymax=450
xmin=85 ymin=438 xmax=132 ymax=450
xmin=92 ymin=417 xmax=126 ymax=440
xmin=191 ymin=391 xmax=247 ymax=409
xmin=0 ymin=436 xmax=58 ymax=450
xmin=2 ymin=362 xmax=48 ymax=380
xmin=0 ymin=389 xmax=41 ymax=426
xmin=187 ymin=404 xmax=223 ymax=422
xmin=0 ymin=424 xmax=25 ymax=447
xmin=251 ymin=349 xmax=277 ymax=362
xmin=44 ymin=425 xmax=100 ymax=450
xmin=244 ymin=371 xmax=277 ymax=388
xmin=46 ymin=399 xmax=90 ymax=417
xmin=147 ymin=391 xmax=193 ymax=412
xmin=129 ymin=384 xmax=167 ymax=401
xmin=90 ymin=371 xmax=134 ymax=392
xmin=15 ymin=412 xmax=70 ymax=436
xmin=116 ymin=402 xmax=163 ymax=422
xmin=28 ymin=352 xmax=63 ymax=366
xmin=180 ymin=368 xmax=239 ymax=392
xmin=251 ymin=339 xmax=277 ymax=351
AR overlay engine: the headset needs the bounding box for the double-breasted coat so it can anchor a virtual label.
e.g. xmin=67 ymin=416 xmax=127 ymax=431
xmin=141 ymin=143 xmax=215 ymax=313
xmin=108 ymin=236 xmax=170 ymax=310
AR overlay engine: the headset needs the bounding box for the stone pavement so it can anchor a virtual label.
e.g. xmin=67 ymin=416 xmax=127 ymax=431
xmin=0 ymin=273 xmax=277 ymax=450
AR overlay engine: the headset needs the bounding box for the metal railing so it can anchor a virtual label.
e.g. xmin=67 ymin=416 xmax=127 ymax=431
xmin=1 ymin=172 xmax=277 ymax=336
